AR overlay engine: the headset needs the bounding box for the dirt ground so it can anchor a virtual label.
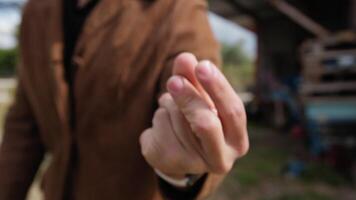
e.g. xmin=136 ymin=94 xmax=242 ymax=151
xmin=208 ymin=125 xmax=356 ymax=200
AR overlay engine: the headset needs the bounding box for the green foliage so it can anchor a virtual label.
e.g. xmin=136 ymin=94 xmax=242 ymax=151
xmin=221 ymin=41 xmax=254 ymax=91
xmin=0 ymin=48 xmax=18 ymax=77
xmin=301 ymin=163 xmax=348 ymax=186
xmin=0 ymin=103 xmax=9 ymax=138
xmin=231 ymin=140 xmax=290 ymax=188
xmin=261 ymin=192 xmax=332 ymax=200
xmin=222 ymin=41 xmax=251 ymax=66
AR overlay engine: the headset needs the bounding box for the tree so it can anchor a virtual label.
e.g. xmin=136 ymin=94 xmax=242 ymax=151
xmin=221 ymin=41 xmax=254 ymax=91
xmin=0 ymin=48 xmax=18 ymax=77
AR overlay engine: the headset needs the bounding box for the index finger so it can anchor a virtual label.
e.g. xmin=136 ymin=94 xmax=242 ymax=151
xmin=195 ymin=61 xmax=249 ymax=156
xmin=166 ymin=75 xmax=230 ymax=173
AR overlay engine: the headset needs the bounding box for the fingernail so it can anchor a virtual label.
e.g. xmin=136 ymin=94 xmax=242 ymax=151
xmin=167 ymin=76 xmax=184 ymax=94
xmin=197 ymin=60 xmax=213 ymax=79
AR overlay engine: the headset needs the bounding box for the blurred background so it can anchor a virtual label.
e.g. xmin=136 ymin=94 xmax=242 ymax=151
xmin=1 ymin=0 xmax=356 ymax=199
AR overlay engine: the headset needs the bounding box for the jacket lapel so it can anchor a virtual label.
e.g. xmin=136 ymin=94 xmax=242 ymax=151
xmin=74 ymin=0 xmax=124 ymax=55
xmin=48 ymin=0 xmax=69 ymax=130
xmin=47 ymin=0 xmax=123 ymax=126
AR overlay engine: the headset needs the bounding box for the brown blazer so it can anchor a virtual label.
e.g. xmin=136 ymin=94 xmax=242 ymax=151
xmin=0 ymin=0 xmax=223 ymax=199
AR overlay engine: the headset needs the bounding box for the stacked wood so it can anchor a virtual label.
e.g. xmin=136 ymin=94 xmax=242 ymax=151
xmin=300 ymin=32 xmax=356 ymax=99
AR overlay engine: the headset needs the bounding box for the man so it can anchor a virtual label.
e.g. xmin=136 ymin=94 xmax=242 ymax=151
xmin=0 ymin=0 xmax=249 ymax=199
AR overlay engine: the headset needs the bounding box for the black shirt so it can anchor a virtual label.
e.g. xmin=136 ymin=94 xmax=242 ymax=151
xmin=62 ymin=0 xmax=98 ymax=129
xmin=62 ymin=0 xmax=98 ymax=198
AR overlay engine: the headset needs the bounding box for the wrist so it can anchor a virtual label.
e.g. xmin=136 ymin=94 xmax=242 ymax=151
xmin=157 ymin=173 xmax=209 ymax=200
xmin=154 ymin=169 xmax=203 ymax=188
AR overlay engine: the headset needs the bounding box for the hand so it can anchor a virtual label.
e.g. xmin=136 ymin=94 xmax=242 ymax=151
xmin=139 ymin=53 xmax=249 ymax=178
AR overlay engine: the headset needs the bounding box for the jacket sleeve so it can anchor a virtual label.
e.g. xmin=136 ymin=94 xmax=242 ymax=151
xmin=0 ymin=77 xmax=45 ymax=200
xmin=157 ymin=0 xmax=225 ymax=199
xmin=0 ymin=6 xmax=45 ymax=197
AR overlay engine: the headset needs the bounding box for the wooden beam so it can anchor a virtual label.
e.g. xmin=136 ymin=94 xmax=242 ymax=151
xmin=268 ymin=0 xmax=331 ymax=39
xmin=209 ymin=0 xmax=257 ymax=32
xmin=301 ymin=81 xmax=356 ymax=95
xmin=223 ymin=0 xmax=261 ymax=20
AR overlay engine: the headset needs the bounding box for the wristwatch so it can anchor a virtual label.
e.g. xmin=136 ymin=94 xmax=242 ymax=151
xmin=154 ymin=169 xmax=203 ymax=188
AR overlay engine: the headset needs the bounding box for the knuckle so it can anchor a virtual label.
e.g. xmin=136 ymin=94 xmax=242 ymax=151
xmin=191 ymin=112 xmax=219 ymax=134
xmin=209 ymin=149 xmax=236 ymax=174
xmin=225 ymin=103 xmax=246 ymax=122
xmin=237 ymin=137 xmax=250 ymax=157
xmin=181 ymin=93 xmax=196 ymax=109
xmin=156 ymin=107 xmax=168 ymax=117
xmin=212 ymin=159 xmax=234 ymax=174
xmin=140 ymin=131 xmax=155 ymax=161
xmin=159 ymin=93 xmax=172 ymax=105
xmin=190 ymin=156 xmax=208 ymax=174
xmin=139 ymin=130 xmax=150 ymax=155
xmin=158 ymin=94 xmax=167 ymax=105
xmin=239 ymin=146 xmax=249 ymax=157
xmin=152 ymin=108 xmax=168 ymax=125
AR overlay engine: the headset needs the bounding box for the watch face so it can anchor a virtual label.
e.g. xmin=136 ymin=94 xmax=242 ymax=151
xmin=186 ymin=174 xmax=204 ymax=187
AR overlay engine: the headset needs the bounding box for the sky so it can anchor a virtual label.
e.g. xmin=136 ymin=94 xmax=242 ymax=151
xmin=0 ymin=6 xmax=20 ymax=49
xmin=208 ymin=12 xmax=256 ymax=58
xmin=0 ymin=0 xmax=256 ymax=57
